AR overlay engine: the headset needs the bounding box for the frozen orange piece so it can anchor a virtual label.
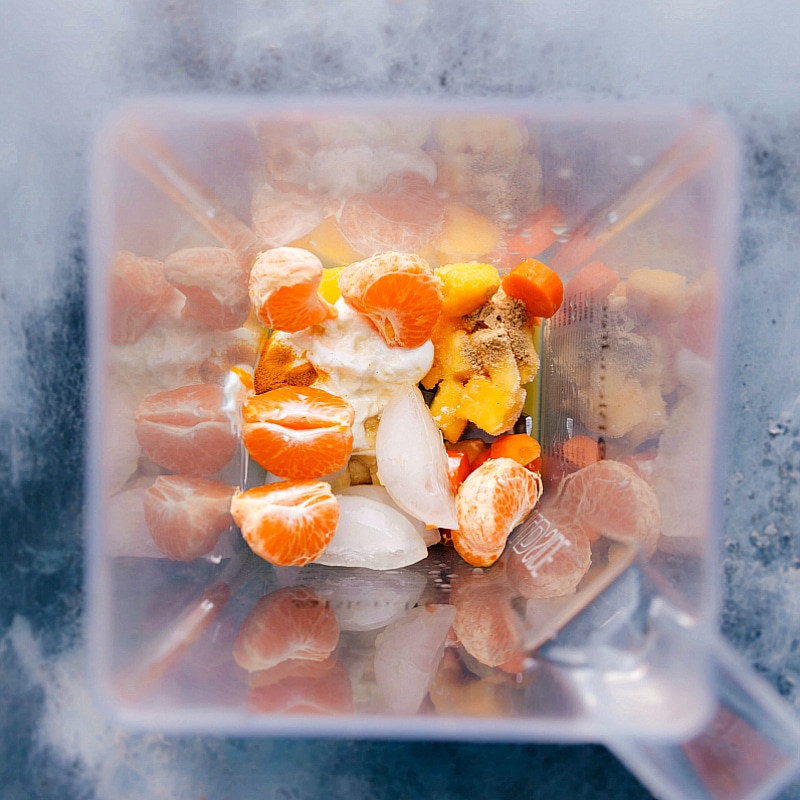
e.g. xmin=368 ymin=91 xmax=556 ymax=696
xmin=563 ymin=260 xmax=620 ymax=302
xmin=555 ymin=459 xmax=661 ymax=556
xmin=163 ymin=246 xmax=251 ymax=330
xmin=233 ymin=586 xmax=340 ymax=672
xmin=109 ymin=251 xmax=174 ymax=345
xmin=248 ymin=660 xmax=354 ymax=715
xmin=241 ymin=386 xmax=354 ymax=479
xmin=231 ymin=479 xmax=339 ymax=567
xmin=338 ymin=172 xmax=444 ymax=256
xmin=338 ymin=251 xmax=443 ymax=348
xmin=501 ymin=258 xmax=564 ymax=319
xmin=134 ymin=384 xmax=238 ymax=477
xmin=504 ymin=505 xmax=592 ymax=599
xmin=453 ymin=457 xmax=543 ymax=567
xmin=249 ymin=247 xmax=337 ymax=333
xmin=435 ymin=262 xmax=500 ymax=317
xmin=143 ymin=475 xmax=233 ymax=561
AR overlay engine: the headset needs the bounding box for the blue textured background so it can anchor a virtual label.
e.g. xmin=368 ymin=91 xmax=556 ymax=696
xmin=2 ymin=1 xmax=800 ymax=797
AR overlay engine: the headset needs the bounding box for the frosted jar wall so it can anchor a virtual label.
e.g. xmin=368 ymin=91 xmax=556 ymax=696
xmin=88 ymin=100 xmax=738 ymax=738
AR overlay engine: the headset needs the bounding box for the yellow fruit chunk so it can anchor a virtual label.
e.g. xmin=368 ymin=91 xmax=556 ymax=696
xmin=319 ymin=266 xmax=343 ymax=304
xmin=290 ymin=216 xmax=363 ymax=268
xmin=459 ymin=376 xmax=525 ymax=436
xmin=626 ymin=268 xmax=687 ymax=322
xmin=423 ymin=317 xmax=473 ymax=389
xmin=434 ymin=203 xmax=502 ymax=263
xmin=430 ymin=378 xmax=468 ymax=443
xmin=435 ymin=262 xmax=501 ymax=317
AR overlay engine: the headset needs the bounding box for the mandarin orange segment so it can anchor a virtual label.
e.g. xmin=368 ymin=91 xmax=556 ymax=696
xmin=453 ymin=457 xmax=543 ymax=567
xmin=555 ymin=459 xmax=661 ymax=557
xmin=163 ymin=246 xmax=251 ymax=331
xmin=143 ymin=475 xmax=233 ymax=561
xmin=503 ymin=505 xmax=592 ymax=599
xmin=233 ymin=586 xmax=340 ymax=672
xmin=338 ymin=172 xmax=445 ymax=256
xmin=230 ymin=479 xmax=340 ymax=567
xmin=134 ymin=384 xmax=239 ymax=477
xmin=338 ymin=252 xmax=443 ymax=348
xmin=451 ymin=574 xmax=521 ymax=668
xmin=249 ymin=246 xmax=337 ymax=333
xmin=241 ymin=386 xmax=355 ymax=479
xmin=247 ymin=660 xmax=354 ymax=715
xmin=109 ymin=250 xmax=175 ymax=345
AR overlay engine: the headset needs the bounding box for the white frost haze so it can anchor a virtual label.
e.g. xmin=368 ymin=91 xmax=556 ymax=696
xmin=3 ymin=0 xmax=800 ymax=797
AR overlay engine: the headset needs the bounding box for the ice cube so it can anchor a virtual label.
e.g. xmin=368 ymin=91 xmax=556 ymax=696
xmin=315 ymin=495 xmax=428 ymax=571
xmin=337 ymin=485 xmax=440 ymax=547
xmin=374 ymin=604 xmax=457 ymax=714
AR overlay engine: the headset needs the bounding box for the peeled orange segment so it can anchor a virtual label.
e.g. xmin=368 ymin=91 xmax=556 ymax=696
xmin=109 ymin=251 xmax=175 ymax=345
xmin=338 ymin=172 xmax=445 ymax=256
xmin=250 ymin=183 xmax=328 ymax=248
xmin=134 ymin=384 xmax=239 ymax=477
xmin=241 ymin=386 xmax=355 ymax=479
xmin=233 ymin=586 xmax=340 ymax=672
xmin=338 ymin=252 xmax=443 ymax=348
xmin=453 ymin=457 xmax=543 ymax=567
xmin=231 ymin=479 xmax=339 ymax=567
xmin=143 ymin=475 xmax=233 ymax=562
xmin=503 ymin=506 xmax=592 ymax=599
xmin=451 ymin=571 xmax=522 ymax=668
xmin=248 ymin=247 xmax=337 ymax=333
xmin=248 ymin=655 xmax=338 ymax=689
xmin=555 ymin=459 xmax=661 ymax=557
xmin=247 ymin=659 xmax=354 ymax=715
xmin=163 ymin=246 xmax=251 ymax=331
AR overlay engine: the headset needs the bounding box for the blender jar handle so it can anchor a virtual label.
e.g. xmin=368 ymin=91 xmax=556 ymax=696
xmin=607 ymin=634 xmax=800 ymax=800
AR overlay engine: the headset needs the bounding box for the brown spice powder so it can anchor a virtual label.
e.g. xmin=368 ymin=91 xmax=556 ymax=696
xmin=253 ymin=335 xmax=317 ymax=394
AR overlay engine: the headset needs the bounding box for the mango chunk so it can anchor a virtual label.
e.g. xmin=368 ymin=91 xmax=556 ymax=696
xmin=460 ymin=376 xmax=525 ymax=436
xmin=435 ymin=262 xmax=501 ymax=317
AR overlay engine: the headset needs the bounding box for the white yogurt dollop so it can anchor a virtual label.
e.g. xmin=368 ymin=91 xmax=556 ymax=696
xmin=277 ymin=300 xmax=434 ymax=452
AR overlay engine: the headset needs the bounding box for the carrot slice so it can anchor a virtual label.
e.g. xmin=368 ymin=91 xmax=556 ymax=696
xmin=445 ymin=449 xmax=471 ymax=494
xmin=560 ymin=435 xmax=601 ymax=470
xmin=445 ymin=439 xmax=488 ymax=467
xmin=490 ymin=434 xmax=541 ymax=469
xmin=563 ymin=260 xmax=619 ymax=302
xmin=501 ymin=258 xmax=564 ymax=318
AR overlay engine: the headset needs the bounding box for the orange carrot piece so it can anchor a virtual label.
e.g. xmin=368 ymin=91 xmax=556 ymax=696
xmin=446 ymin=439 xmax=488 ymax=467
xmin=501 ymin=259 xmax=564 ymax=319
xmin=490 ymin=434 xmax=541 ymax=468
xmin=445 ymin=450 xmax=472 ymax=494
xmin=563 ymin=260 xmax=619 ymax=302
xmin=561 ymin=435 xmax=601 ymax=470
xmin=471 ymin=447 xmax=493 ymax=471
